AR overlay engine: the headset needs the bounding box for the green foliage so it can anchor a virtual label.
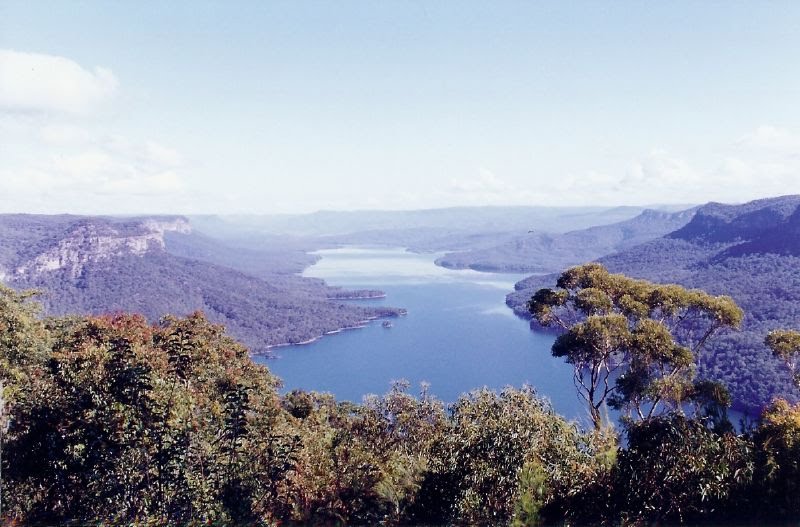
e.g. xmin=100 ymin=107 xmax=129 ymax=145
xmin=766 ymin=329 xmax=800 ymax=388
xmin=508 ymin=200 xmax=800 ymax=414
xmin=4 ymin=310 xmax=293 ymax=524
xmin=420 ymin=387 xmax=598 ymax=526
xmin=615 ymin=414 xmax=754 ymax=524
xmin=511 ymin=460 xmax=549 ymax=527
xmin=1 ymin=281 xmax=799 ymax=525
xmin=529 ymin=263 xmax=742 ymax=429
xmin=0 ymin=285 xmax=49 ymax=402
xmin=272 ymin=383 xmax=448 ymax=525
xmin=752 ymin=399 xmax=800 ymax=518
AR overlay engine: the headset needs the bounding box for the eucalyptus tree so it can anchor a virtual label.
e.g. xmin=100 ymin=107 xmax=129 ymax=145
xmin=765 ymin=329 xmax=800 ymax=389
xmin=528 ymin=263 xmax=743 ymax=429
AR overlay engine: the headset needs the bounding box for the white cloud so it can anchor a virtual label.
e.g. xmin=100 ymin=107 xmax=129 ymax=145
xmin=450 ymin=169 xmax=512 ymax=193
xmin=0 ymin=50 xmax=189 ymax=214
xmin=560 ymin=127 xmax=800 ymax=205
xmin=445 ymin=169 xmax=541 ymax=206
xmin=0 ymin=119 xmax=187 ymax=210
xmin=624 ymin=149 xmax=700 ymax=188
xmin=738 ymin=125 xmax=800 ymax=154
xmin=143 ymin=141 xmax=183 ymax=167
xmin=0 ymin=49 xmax=118 ymax=114
xmin=429 ymin=126 xmax=800 ymax=209
xmin=40 ymin=124 xmax=92 ymax=145
xmin=1 ymin=143 xmax=185 ymax=197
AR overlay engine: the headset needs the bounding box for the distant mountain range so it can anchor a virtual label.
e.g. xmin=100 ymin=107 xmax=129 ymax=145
xmin=6 ymin=198 xmax=800 ymax=414
xmin=189 ymin=205 xmax=693 ymax=253
xmin=0 ymin=206 xmax=686 ymax=354
xmin=508 ymin=195 xmax=800 ymax=413
xmin=190 ymin=206 xmax=654 ymax=236
xmin=436 ymin=208 xmax=698 ymax=273
xmin=0 ymin=215 xmax=403 ymax=353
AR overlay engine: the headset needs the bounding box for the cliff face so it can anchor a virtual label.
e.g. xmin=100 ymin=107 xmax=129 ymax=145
xmin=13 ymin=217 xmax=192 ymax=279
xmin=0 ymin=213 xmax=402 ymax=353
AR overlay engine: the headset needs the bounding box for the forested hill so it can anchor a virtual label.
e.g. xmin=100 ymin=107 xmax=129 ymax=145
xmin=0 ymin=215 xmax=403 ymax=352
xmin=508 ymin=195 xmax=800 ymax=413
xmin=436 ymin=207 xmax=697 ymax=273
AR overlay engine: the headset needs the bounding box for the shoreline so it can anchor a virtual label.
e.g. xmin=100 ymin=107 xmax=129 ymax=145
xmin=261 ymin=315 xmax=394 ymax=356
xmin=258 ymin=250 xmax=406 ymax=356
xmin=265 ymin=243 xmax=518 ymax=357
xmin=329 ymin=293 xmax=387 ymax=300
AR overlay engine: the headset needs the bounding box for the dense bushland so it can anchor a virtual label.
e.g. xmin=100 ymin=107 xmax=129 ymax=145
xmin=1 ymin=283 xmax=800 ymax=525
xmin=509 ymin=196 xmax=800 ymax=414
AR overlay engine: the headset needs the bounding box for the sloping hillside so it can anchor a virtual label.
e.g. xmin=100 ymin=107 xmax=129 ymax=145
xmin=0 ymin=215 xmax=403 ymax=353
xmin=508 ymin=196 xmax=800 ymax=413
xmin=437 ymin=208 xmax=696 ymax=273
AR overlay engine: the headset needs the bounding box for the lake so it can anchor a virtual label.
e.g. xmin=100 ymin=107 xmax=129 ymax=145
xmin=257 ymin=247 xmax=584 ymax=421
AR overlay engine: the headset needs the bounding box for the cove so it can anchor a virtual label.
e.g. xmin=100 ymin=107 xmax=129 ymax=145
xmin=257 ymin=247 xmax=584 ymax=421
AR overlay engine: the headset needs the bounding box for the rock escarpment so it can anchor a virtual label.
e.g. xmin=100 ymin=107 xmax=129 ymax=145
xmin=12 ymin=217 xmax=191 ymax=279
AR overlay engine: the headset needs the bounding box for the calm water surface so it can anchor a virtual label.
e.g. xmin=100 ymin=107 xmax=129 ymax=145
xmin=256 ymin=247 xmax=584 ymax=421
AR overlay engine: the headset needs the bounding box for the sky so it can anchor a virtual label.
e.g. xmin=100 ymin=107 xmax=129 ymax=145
xmin=1 ymin=1 xmax=800 ymax=214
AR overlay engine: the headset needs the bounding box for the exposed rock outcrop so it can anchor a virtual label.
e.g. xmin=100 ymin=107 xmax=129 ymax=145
xmin=14 ymin=217 xmax=191 ymax=279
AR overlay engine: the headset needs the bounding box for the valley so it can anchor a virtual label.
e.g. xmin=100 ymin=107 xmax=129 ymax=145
xmin=259 ymin=247 xmax=582 ymax=419
xmin=3 ymin=198 xmax=800 ymax=417
xmin=0 ymin=215 xmax=404 ymax=353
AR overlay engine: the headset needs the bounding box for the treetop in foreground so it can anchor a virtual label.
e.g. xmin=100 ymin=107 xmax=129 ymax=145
xmin=528 ymin=263 xmax=743 ymax=430
xmin=2 ymin=278 xmax=800 ymax=525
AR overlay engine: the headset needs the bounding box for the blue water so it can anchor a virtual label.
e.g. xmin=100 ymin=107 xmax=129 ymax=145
xmin=256 ymin=247 xmax=584 ymax=422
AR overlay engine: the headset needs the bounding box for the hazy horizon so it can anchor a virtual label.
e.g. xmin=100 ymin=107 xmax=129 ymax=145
xmin=3 ymin=2 xmax=800 ymax=215
xmin=0 ymin=201 xmax=701 ymax=219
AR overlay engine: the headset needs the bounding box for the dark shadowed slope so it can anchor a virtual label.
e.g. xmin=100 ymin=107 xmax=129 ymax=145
xmin=0 ymin=215 xmax=402 ymax=353
xmin=508 ymin=195 xmax=800 ymax=413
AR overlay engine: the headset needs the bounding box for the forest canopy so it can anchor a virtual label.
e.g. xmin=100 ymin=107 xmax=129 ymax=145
xmin=0 ymin=282 xmax=799 ymax=525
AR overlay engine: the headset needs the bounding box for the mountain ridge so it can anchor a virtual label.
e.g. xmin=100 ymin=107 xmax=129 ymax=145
xmin=436 ymin=207 xmax=697 ymax=273
xmin=507 ymin=195 xmax=800 ymax=413
xmin=0 ymin=214 xmax=403 ymax=353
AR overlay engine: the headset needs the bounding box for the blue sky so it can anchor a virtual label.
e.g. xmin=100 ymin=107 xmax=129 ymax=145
xmin=2 ymin=1 xmax=800 ymax=214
